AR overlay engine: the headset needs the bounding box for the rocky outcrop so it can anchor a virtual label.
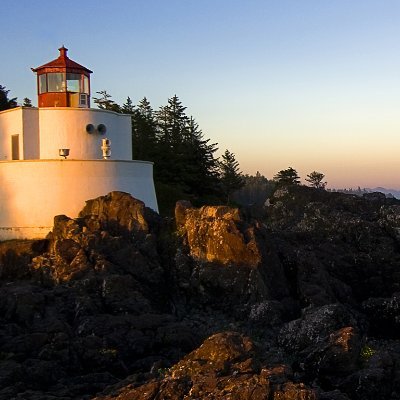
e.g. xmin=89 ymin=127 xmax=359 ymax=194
xmin=173 ymin=200 xmax=291 ymax=314
xmin=1 ymin=188 xmax=400 ymax=399
xmin=0 ymin=193 xmax=198 ymax=399
xmin=266 ymin=185 xmax=400 ymax=306
xmin=94 ymin=332 xmax=317 ymax=400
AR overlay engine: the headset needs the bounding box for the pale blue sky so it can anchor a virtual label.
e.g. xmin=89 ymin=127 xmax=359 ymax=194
xmin=2 ymin=1 xmax=400 ymax=188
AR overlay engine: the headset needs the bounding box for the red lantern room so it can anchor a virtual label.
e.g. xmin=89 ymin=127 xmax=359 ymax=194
xmin=32 ymin=46 xmax=92 ymax=108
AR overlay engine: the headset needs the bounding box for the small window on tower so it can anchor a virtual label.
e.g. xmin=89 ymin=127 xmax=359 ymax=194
xmin=11 ymin=135 xmax=19 ymax=160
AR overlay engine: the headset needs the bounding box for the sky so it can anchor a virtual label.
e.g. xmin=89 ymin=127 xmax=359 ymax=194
xmin=2 ymin=0 xmax=400 ymax=189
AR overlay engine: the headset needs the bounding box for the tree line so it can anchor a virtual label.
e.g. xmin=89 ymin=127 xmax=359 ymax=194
xmin=0 ymin=85 xmax=32 ymax=111
xmin=232 ymin=168 xmax=327 ymax=210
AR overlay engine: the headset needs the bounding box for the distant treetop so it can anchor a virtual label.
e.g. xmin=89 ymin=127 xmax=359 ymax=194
xmin=273 ymin=167 xmax=300 ymax=186
xmin=305 ymin=171 xmax=327 ymax=189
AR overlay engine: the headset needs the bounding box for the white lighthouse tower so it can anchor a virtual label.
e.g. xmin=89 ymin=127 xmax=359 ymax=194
xmin=0 ymin=47 xmax=158 ymax=240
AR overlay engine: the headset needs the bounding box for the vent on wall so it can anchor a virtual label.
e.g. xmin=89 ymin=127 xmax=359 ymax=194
xmin=97 ymin=124 xmax=107 ymax=134
xmin=86 ymin=124 xmax=95 ymax=134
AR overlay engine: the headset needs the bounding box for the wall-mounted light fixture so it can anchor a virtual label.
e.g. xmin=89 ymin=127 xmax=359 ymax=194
xmin=101 ymin=139 xmax=111 ymax=159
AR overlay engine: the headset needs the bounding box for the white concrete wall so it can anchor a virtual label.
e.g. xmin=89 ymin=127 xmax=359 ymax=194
xmin=0 ymin=107 xmax=23 ymax=160
xmin=0 ymin=159 xmax=158 ymax=240
xmin=38 ymin=108 xmax=132 ymax=160
xmin=0 ymin=107 xmax=132 ymax=161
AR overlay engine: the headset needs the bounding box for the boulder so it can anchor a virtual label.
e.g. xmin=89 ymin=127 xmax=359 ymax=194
xmin=175 ymin=201 xmax=261 ymax=266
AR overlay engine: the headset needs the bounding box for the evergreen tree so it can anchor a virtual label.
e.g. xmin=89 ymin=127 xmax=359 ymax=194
xmin=93 ymin=90 xmax=121 ymax=112
xmin=0 ymin=85 xmax=17 ymax=111
xmin=219 ymin=150 xmax=244 ymax=203
xmin=180 ymin=116 xmax=219 ymax=197
xmin=273 ymin=167 xmax=300 ymax=186
xmin=22 ymin=97 xmax=33 ymax=107
xmin=121 ymin=96 xmax=135 ymax=114
xmin=131 ymin=97 xmax=157 ymax=161
xmin=305 ymin=171 xmax=327 ymax=189
xmin=155 ymin=95 xmax=191 ymax=187
xmin=156 ymin=95 xmax=189 ymax=145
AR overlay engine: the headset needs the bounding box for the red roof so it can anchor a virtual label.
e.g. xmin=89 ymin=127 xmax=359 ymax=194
xmin=32 ymin=46 xmax=93 ymax=73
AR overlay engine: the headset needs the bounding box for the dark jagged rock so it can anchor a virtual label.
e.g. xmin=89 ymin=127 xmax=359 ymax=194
xmin=278 ymin=304 xmax=360 ymax=353
xmin=0 ymin=239 xmax=48 ymax=280
xmin=0 ymin=193 xmax=200 ymax=399
xmin=1 ymin=188 xmax=400 ymax=399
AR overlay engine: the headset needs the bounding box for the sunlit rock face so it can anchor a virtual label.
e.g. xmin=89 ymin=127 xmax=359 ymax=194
xmin=94 ymin=332 xmax=317 ymax=400
xmin=78 ymin=191 xmax=152 ymax=236
xmin=175 ymin=200 xmax=261 ymax=266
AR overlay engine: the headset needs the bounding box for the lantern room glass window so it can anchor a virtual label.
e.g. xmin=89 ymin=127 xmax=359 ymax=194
xmin=38 ymin=74 xmax=47 ymax=94
xmin=37 ymin=72 xmax=90 ymax=95
xmin=47 ymin=73 xmax=65 ymax=92
xmin=66 ymin=73 xmax=80 ymax=93
xmin=83 ymin=76 xmax=89 ymax=94
xmin=66 ymin=73 xmax=89 ymax=94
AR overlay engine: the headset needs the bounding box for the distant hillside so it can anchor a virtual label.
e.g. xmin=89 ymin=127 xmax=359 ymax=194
xmin=368 ymin=187 xmax=400 ymax=199
xmin=332 ymin=186 xmax=400 ymax=199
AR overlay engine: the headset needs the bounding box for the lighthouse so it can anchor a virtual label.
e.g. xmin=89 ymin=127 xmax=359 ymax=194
xmin=0 ymin=47 xmax=158 ymax=240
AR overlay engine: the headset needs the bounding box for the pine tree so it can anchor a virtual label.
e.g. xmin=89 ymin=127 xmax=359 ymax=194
xmin=180 ymin=116 xmax=219 ymax=198
xmin=121 ymin=96 xmax=135 ymax=114
xmin=131 ymin=97 xmax=157 ymax=161
xmin=0 ymin=85 xmax=17 ymax=111
xmin=156 ymin=95 xmax=189 ymax=145
xmin=93 ymin=90 xmax=121 ymax=112
xmin=219 ymin=150 xmax=244 ymax=204
xmin=155 ymin=95 xmax=191 ymax=187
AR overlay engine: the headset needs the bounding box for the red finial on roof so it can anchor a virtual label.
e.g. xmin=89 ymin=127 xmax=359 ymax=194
xmin=58 ymin=46 xmax=68 ymax=58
